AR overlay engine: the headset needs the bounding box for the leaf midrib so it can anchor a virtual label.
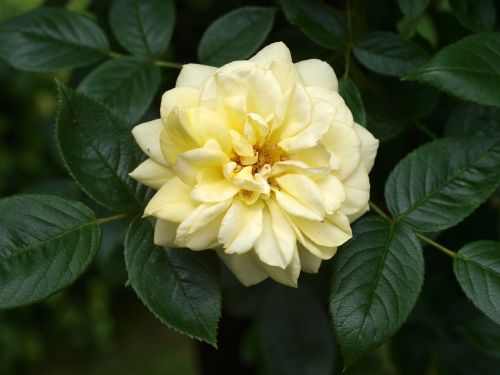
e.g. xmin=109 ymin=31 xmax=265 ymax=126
xmin=458 ymin=253 xmax=500 ymax=279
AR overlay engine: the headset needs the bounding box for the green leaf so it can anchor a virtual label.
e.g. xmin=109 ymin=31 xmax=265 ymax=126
xmin=449 ymin=0 xmax=496 ymax=32
xmin=364 ymin=96 xmax=406 ymax=142
xmin=406 ymin=33 xmax=500 ymax=108
xmin=56 ymin=82 xmax=149 ymax=213
xmin=330 ymin=216 xmax=424 ymax=367
xmin=397 ymin=0 xmax=430 ymax=18
xmin=279 ymin=0 xmax=346 ymax=50
xmin=109 ymin=0 xmax=175 ymax=57
xmin=124 ymin=217 xmax=222 ymax=345
xmin=339 ymin=77 xmax=366 ymax=126
xmin=457 ymin=316 xmax=500 ymax=359
xmin=259 ymin=285 xmax=336 ymax=375
xmin=0 ymin=194 xmax=101 ymax=309
xmin=454 ymin=241 xmax=500 ymax=325
xmin=353 ymin=32 xmax=429 ymax=77
xmin=78 ymin=57 xmax=161 ymax=123
xmin=445 ymin=102 xmax=500 ymax=137
xmin=197 ymin=7 xmax=275 ymax=67
xmin=0 ymin=7 xmax=108 ymax=72
xmin=385 ymin=137 xmax=500 ymax=232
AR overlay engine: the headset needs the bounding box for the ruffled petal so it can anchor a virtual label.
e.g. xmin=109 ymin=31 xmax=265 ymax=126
xmin=160 ymin=109 xmax=200 ymax=165
xmin=160 ymin=87 xmax=200 ymax=121
xmin=129 ymin=158 xmax=173 ymax=190
xmin=250 ymin=42 xmax=292 ymax=66
xmin=306 ymin=87 xmax=353 ymax=124
xmin=217 ymin=250 xmax=268 ymax=286
xmin=154 ymin=219 xmax=178 ymax=246
xmin=298 ymin=244 xmax=322 ymax=273
xmin=292 ymin=212 xmax=352 ymax=248
xmin=354 ymin=123 xmax=379 ymax=173
xmin=341 ymin=164 xmax=370 ymax=215
xmin=191 ymin=168 xmax=239 ymax=203
xmin=268 ymin=58 xmax=302 ymax=91
xmin=260 ymin=249 xmax=301 ymax=287
xmin=176 ymin=63 xmax=216 ymax=88
xmin=295 ymin=59 xmax=338 ymax=91
xmin=132 ymin=119 xmax=167 ymax=166
xmin=317 ymin=174 xmax=345 ymax=214
xmin=275 ymin=174 xmax=325 ymax=220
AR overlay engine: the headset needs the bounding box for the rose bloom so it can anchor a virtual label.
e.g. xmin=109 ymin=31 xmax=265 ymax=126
xmin=130 ymin=42 xmax=378 ymax=287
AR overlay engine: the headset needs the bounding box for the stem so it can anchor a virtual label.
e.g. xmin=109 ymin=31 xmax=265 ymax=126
xmin=415 ymin=233 xmax=457 ymax=258
xmin=107 ymin=50 xmax=183 ymax=69
xmin=369 ymin=201 xmax=391 ymax=221
xmin=108 ymin=51 xmax=124 ymax=59
xmin=343 ymin=0 xmax=352 ymax=78
xmin=414 ymin=121 xmax=438 ymax=140
xmin=95 ymin=213 xmax=129 ymax=225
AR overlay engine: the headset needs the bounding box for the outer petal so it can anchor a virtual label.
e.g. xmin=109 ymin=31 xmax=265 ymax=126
xmin=347 ymin=203 xmax=369 ymax=223
xmin=160 ymin=109 xmax=200 ymax=165
xmin=306 ymin=87 xmax=353 ymax=124
xmin=132 ymin=119 xmax=167 ymax=166
xmin=341 ymin=163 xmax=370 ymax=215
xmin=217 ymin=250 xmax=268 ymax=286
xmin=268 ymin=58 xmax=302 ymax=91
xmin=250 ymin=42 xmax=292 ymax=66
xmin=295 ymin=59 xmax=338 ymax=91
xmin=317 ymin=174 xmax=345 ymax=214
xmin=160 ymin=87 xmax=200 ymax=121
xmin=154 ymin=219 xmax=179 ymax=246
xmin=354 ymin=123 xmax=379 ymax=173
xmin=218 ymin=200 xmax=264 ymax=254
xmin=176 ymin=63 xmax=216 ymax=88
xmin=322 ymin=121 xmax=361 ymax=180
xmin=292 ymin=212 xmax=352 ymax=248
xmin=298 ymin=244 xmax=322 ymax=273
xmin=260 ymin=249 xmax=301 ymax=288
xmin=144 ymin=177 xmax=196 ymax=222
xmin=275 ymin=174 xmax=325 ymax=220
xmin=129 ymin=158 xmax=173 ymax=190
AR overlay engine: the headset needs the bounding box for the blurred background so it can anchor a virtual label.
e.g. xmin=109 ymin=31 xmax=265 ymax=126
xmin=1 ymin=0 xmax=499 ymax=374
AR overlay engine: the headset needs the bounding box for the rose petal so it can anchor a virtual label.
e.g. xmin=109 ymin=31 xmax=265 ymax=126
xmin=295 ymin=59 xmax=338 ymax=91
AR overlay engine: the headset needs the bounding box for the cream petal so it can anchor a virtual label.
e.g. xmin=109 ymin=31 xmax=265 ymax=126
xmin=160 ymin=87 xmax=200 ymax=121
xmin=132 ymin=119 xmax=167 ymax=166
xmin=306 ymin=87 xmax=353 ymax=124
xmin=274 ymin=189 xmax=323 ymax=221
xmin=290 ymin=144 xmax=331 ymax=168
xmin=260 ymin=249 xmax=301 ymax=288
xmin=243 ymin=68 xmax=282 ymax=121
xmin=353 ymin=123 xmax=379 ymax=173
xmin=176 ymin=63 xmax=216 ymax=88
xmin=250 ymin=41 xmax=292 ymax=66
xmin=268 ymin=58 xmax=302 ymax=91
xmin=129 ymin=158 xmax=173 ymax=190
xmin=295 ymin=59 xmax=338 ymax=91
xmin=347 ymin=203 xmax=369 ymax=223
xmin=230 ymin=129 xmax=254 ymax=157
xmin=191 ymin=167 xmax=239 ymax=202
xmin=322 ymin=121 xmax=361 ymax=180
xmin=341 ymin=164 xmax=370 ymax=215
xmin=298 ymin=244 xmax=322 ymax=273
xmin=254 ymin=201 xmax=296 ymax=268
xmin=317 ymin=174 xmax=345 ymax=214
xmin=217 ymin=250 xmax=268 ymax=286
xmin=275 ymin=174 xmax=325 ymax=220
xmin=217 ymin=60 xmax=256 ymax=74
xmin=218 ymin=200 xmax=264 ymax=254
xmin=270 ymin=160 xmax=329 ymax=179
xmin=144 ymin=177 xmax=196 ymax=222
xmin=154 ymin=219 xmax=178 ymax=246
xmin=244 ymin=112 xmax=269 ymax=145
xmin=160 ymin=109 xmax=200 ymax=165
xmin=292 ymin=212 xmax=352 ymax=248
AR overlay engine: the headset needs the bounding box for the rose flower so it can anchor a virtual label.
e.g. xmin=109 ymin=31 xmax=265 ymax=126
xmin=130 ymin=42 xmax=379 ymax=287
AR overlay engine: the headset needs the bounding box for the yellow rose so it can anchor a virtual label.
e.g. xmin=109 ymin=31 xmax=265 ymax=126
xmin=130 ymin=42 xmax=379 ymax=287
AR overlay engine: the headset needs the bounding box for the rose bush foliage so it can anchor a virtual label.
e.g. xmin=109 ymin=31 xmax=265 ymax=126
xmin=0 ymin=0 xmax=499 ymax=373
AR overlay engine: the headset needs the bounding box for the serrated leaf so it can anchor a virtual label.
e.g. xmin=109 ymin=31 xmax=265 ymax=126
xmin=397 ymin=0 xmax=430 ymax=19
xmin=449 ymin=0 xmax=496 ymax=32
xmin=330 ymin=216 xmax=424 ymax=367
xmin=56 ymin=82 xmax=149 ymax=213
xmin=197 ymin=7 xmax=275 ymax=67
xmin=279 ymin=0 xmax=346 ymax=50
xmin=78 ymin=57 xmax=161 ymax=123
xmin=124 ymin=217 xmax=222 ymax=345
xmin=109 ymin=0 xmax=175 ymax=57
xmin=0 ymin=194 xmax=101 ymax=309
xmin=385 ymin=137 xmax=500 ymax=232
xmin=353 ymin=32 xmax=429 ymax=77
xmin=454 ymin=241 xmax=500 ymax=325
xmin=406 ymin=33 xmax=500 ymax=108
xmin=0 ymin=7 xmax=108 ymax=72
xmin=259 ymin=285 xmax=336 ymax=375
xmin=445 ymin=102 xmax=500 ymax=137
xmin=339 ymin=77 xmax=366 ymax=126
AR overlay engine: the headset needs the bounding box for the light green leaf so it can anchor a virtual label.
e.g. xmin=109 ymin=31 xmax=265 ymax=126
xmin=124 ymin=217 xmax=222 ymax=345
xmin=406 ymin=33 xmax=500 ymax=108
xmin=197 ymin=7 xmax=275 ymax=67
xmin=445 ymin=102 xmax=500 ymax=137
xmin=397 ymin=0 xmax=430 ymax=19
xmin=385 ymin=137 xmax=500 ymax=232
xmin=330 ymin=216 xmax=424 ymax=367
xmin=109 ymin=0 xmax=175 ymax=57
xmin=0 ymin=194 xmax=101 ymax=309
xmin=78 ymin=57 xmax=161 ymax=123
xmin=0 ymin=7 xmax=108 ymax=72
xmin=259 ymin=285 xmax=336 ymax=375
xmin=449 ymin=0 xmax=496 ymax=32
xmin=454 ymin=241 xmax=500 ymax=325
xmin=339 ymin=77 xmax=366 ymax=126
xmin=279 ymin=0 xmax=346 ymax=50
xmin=56 ymin=82 xmax=150 ymax=213
xmin=353 ymin=32 xmax=429 ymax=77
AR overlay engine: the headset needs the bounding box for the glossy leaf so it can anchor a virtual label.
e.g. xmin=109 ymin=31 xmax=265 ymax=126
xmin=109 ymin=0 xmax=175 ymax=57
xmin=339 ymin=77 xmax=366 ymax=126
xmin=78 ymin=57 xmax=161 ymax=123
xmin=0 ymin=7 xmax=108 ymax=72
xmin=280 ymin=0 xmax=346 ymax=50
xmin=454 ymin=241 xmax=500 ymax=325
xmin=197 ymin=7 xmax=275 ymax=67
xmin=259 ymin=285 xmax=336 ymax=375
xmin=445 ymin=102 xmax=500 ymax=137
xmin=353 ymin=32 xmax=429 ymax=77
xmin=406 ymin=33 xmax=500 ymax=108
xmin=56 ymin=82 xmax=149 ymax=213
xmin=330 ymin=216 xmax=424 ymax=367
xmin=124 ymin=217 xmax=222 ymax=345
xmin=0 ymin=194 xmax=101 ymax=308
xmin=385 ymin=137 xmax=500 ymax=232
xmin=397 ymin=0 xmax=430 ymax=19
xmin=449 ymin=0 xmax=496 ymax=32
